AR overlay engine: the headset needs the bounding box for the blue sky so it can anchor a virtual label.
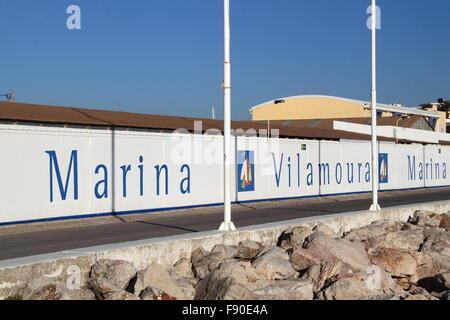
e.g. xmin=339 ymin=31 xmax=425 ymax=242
xmin=0 ymin=0 xmax=448 ymax=120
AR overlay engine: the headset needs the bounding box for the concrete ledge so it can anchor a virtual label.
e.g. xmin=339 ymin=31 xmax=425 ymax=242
xmin=1 ymin=199 xmax=450 ymax=299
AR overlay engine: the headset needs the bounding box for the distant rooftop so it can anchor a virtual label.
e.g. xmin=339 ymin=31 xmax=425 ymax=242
xmin=250 ymin=95 xmax=441 ymax=119
xmin=0 ymin=101 xmax=446 ymax=145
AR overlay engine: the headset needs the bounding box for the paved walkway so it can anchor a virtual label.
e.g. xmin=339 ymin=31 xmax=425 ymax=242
xmin=0 ymin=187 xmax=449 ymax=260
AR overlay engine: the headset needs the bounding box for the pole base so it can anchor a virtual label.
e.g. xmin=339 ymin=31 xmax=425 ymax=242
xmin=219 ymin=221 xmax=237 ymax=232
xmin=369 ymin=204 xmax=381 ymax=211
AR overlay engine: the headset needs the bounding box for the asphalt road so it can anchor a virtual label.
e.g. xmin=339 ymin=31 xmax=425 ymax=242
xmin=1 ymin=187 xmax=450 ymax=261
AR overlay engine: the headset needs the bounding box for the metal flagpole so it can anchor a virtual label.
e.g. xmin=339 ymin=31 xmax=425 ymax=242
xmin=370 ymin=0 xmax=381 ymax=211
xmin=219 ymin=0 xmax=236 ymax=231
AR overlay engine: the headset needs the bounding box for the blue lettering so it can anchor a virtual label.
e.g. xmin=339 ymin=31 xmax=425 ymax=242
xmin=94 ymin=164 xmax=108 ymax=199
xmin=336 ymin=163 xmax=342 ymax=184
xmin=155 ymin=165 xmax=169 ymax=195
xmin=319 ymin=163 xmax=330 ymax=185
xmin=120 ymin=164 xmax=131 ymax=198
xmin=272 ymin=153 xmax=284 ymax=188
xmin=45 ymin=150 xmax=78 ymax=202
xmin=180 ymin=164 xmax=191 ymax=194
xmin=307 ymin=163 xmax=313 ymax=186
xmin=347 ymin=163 xmax=354 ymax=184
xmin=365 ymin=163 xmax=370 ymax=182
xmin=407 ymin=156 xmax=416 ymax=180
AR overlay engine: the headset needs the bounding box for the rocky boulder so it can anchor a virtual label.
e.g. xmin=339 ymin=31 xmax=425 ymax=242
xmin=313 ymin=224 xmax=336 ymax=236
xmin=253 ymin=279 xmax=314 ymax=300
xmin=369 ymin=248 xmax=418 ymax=278
xmin=89 ymin=259 xmax=137 ymax=292
xmin=191 ymin=247 xmax=210 ymax=265
xmin=234 ymin=240 xmax=264 ymax=260
xmin=173 ymin=257 xmax=195 ymax=279
xmin=301 ymin=261 xmax=353 ymax=293
xmin=303 ymin=233 xmax=371 ymax=272
xmin=252 ymin=247 xmax=298 ymax=280
xmin=212 ymin=244 xmax=239 ymax=260
xmin=364 ymin=230 xmax=425 ymax=252
xmin=344 ymin=220 xmax=404 ymax=242
xmin=316 ymin=269 xmax=401 ymax=300
xmin=131 ymin=263 xmax=195 ymax=300
xmin=89 ymin=277 xmax=121 ymax=300
xmin=290 ymin=248 xmax=332 ymax=271
xmin=192 ymin=244 xmax=238 ymax=279
xmin=277 ymin=226 xmax=313 ymax=250
xmin=195 ymin=260 xmax=269 ymax=300
xmin=409 ymin=210 xmax=442 ymax=228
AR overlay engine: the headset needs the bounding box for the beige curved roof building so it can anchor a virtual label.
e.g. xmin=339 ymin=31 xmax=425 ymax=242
xmin=249 ymin=95 xmax=445 ymax=132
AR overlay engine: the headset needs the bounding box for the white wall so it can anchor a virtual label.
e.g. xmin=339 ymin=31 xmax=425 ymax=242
xmin=0 ymin=124 xmax=449 ymax=225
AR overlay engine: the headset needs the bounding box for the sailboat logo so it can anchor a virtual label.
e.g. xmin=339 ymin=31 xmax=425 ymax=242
xmin=237 ymin=151 xmax=255 ymax=192
xmin=379 ymin=153 xmax=388 ymax=184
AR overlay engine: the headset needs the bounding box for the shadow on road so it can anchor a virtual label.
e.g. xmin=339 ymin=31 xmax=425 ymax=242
xmin=135 ymin=220 xmax=199 ymax=233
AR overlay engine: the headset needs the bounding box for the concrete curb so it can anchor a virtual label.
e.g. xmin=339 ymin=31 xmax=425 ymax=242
xmin=1 ymin=199 xmax=450 ymax=299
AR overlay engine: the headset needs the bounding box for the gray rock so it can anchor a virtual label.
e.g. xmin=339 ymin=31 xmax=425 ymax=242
xmin=196 ymin=277 xmax=261 ymax=300
xmin=89 ymin=277 xmax=121 ymax=300
xmin=89 ymin=259 xmax=137 ymax=291
xmin=193 ymin=252 xmax=230 ymax=279
xmin=409 ymin=210 xmax=442 ymax=228
xmin=422 ymin=228 xmax=450 ymax=257
xmin=212 ymin=244 xmax=239 ymax=259
xmin=192 ymin=244 xmax=238 ymax=279
xmin=234 ymin=240 xmax=264 ymax=260
xmin=132 ymin=263 xmax=195 ymax=300
xmin=317 ymin=273 xmax=379 ymax=300
xmin=364 ymin=230 xmax=425 ymax=252
xmin=401 ymin=223 xmax=422 ymax=231
xmin=191 ymin=247 xmax=210 ymax=264
xmin=369 ymin=248 xmax=418 ymax=278
xmin=413 ymin=251 xmax=435 ymax=279
xmin=344 ymin=220 xmax=404 ymax=242
xmin=313 ymin=224 xmax=336 ymax=237
xmin=301 ymin=261 xmax=353 ymax=293
xmin=195 ymin=260 xmax=269 ymax=300
xmin=316 ymin=269 xmax=400 ymax=301
xmin=253 ymin=279 xmax=314 ymax=300
xmin=252 ymin=247 xmax=298 ymax=280
xmin=278 ymin=226 xmax=313 ymax=250
xmin=290 ymin=248 xmax=331 ymax=271
xmin=173 ymin=257 xmax=194 ymax=279
xmin=304 ymin=233 xmax=370 ymax=272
